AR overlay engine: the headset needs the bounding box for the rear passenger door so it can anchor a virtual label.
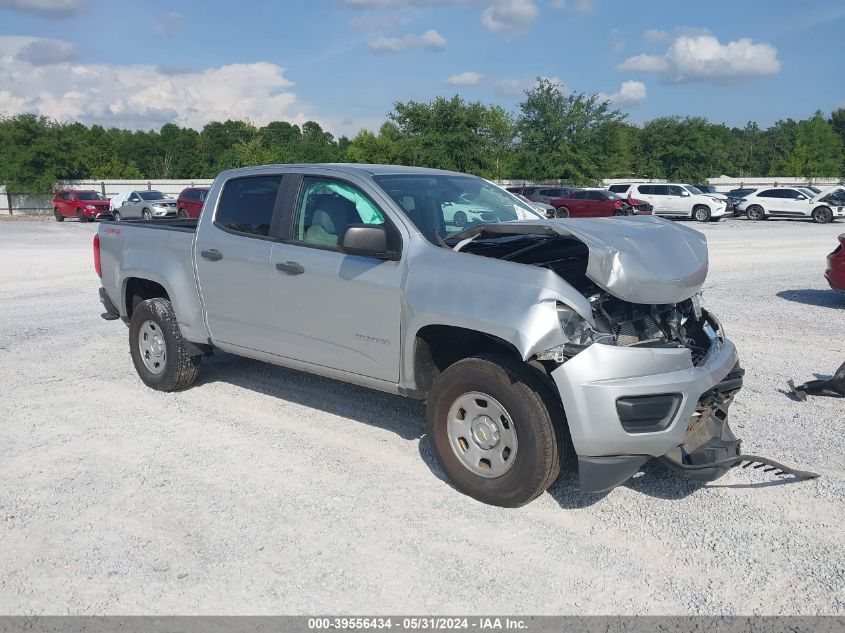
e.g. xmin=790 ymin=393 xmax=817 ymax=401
xmin=194 ymin=174 xmax=283 ymax=352
xmin=268 ymin=175 xmax=404 ymax=382
xmin=635 ymin=185 xmax=660 ymax=213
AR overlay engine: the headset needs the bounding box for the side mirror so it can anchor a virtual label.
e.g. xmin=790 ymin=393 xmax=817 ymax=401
xmin=341 ymin=224 xmax=397 ymax=260
xmin=681 ymin=191 xmax=691 ymax=197
xmin=797 ymin=195 xmax=806 ymax=200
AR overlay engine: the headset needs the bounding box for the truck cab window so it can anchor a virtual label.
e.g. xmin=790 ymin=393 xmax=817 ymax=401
xmin=215 ymin=175 xmax=281 ymax=237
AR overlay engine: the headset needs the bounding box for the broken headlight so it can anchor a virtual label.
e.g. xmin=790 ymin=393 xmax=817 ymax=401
xmin=536 ymin=303 xmax=616 ymax=362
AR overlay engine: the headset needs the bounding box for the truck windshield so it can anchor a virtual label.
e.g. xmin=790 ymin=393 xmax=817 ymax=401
xmin=374 ymin=174 xmax=540 ymax=242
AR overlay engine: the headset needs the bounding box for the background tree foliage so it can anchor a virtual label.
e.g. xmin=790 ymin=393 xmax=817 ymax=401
xmin=1 ymin=81 xmax=843 ymax=193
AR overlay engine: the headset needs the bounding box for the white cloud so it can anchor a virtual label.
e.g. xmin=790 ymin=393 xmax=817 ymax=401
xmin=0 ymin=0 xmax=88 ymax=17
xmin=153 ymin=12 xmax=184 ymax=38
xmin=481 ymin=0 xmax=538 ymax=34
xmin=598 ymin=80 xmax=647 ymax=104
xmin=445 ymin=71 xmax=484 ymax=85
xmin=0 ymin=35 xmax=311 ymax=130
xmin=643 ymin=28 xmax=669 ymax=43
xmin=618 ymin=34 xmax=781 ymax=83
xmin=616 ymin=53 xmax=668 ymax=73
xmin=14 ymin=37 xmax=78 ymax=65
xmin=368 ymin=28 xmax=446 ymax=52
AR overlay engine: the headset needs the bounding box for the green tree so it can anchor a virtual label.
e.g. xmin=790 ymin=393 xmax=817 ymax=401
xmin=513 ymin=78 xmax=626 ymax=183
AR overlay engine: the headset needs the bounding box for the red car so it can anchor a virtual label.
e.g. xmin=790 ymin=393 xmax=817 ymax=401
xmin=554 ymin=189 xmax=639 ymax=218
xmin=53 ymin=189 xmax=111 ymax=222
xmin=826 ymin=233 xmax=845 ymax=292
xmin=177 ymin=187 xmax=209 ymax=219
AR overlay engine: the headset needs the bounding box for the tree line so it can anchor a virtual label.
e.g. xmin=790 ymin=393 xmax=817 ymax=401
xmin=1 ymin=78 xmax=843 ymax=194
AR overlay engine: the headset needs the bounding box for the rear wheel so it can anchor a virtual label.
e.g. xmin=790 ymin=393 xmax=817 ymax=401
xmin=129 ymin=298 xmax=200 ymax=392
xmin=812 ymin=206 xmax=833 ymax=224
xmin=426 ymin=354 xmax=564 ymax=507
xmin=693 ymin=205 xmax=711 ymax=222
xmin=747 ymin=205 xmax=766 ymax=221
xmin=53 ymin=208 xmax=64 ymax=222
xmin=557 ymin=207 xmax=570 ymax=218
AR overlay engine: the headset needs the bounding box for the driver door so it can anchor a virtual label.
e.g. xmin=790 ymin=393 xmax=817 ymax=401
xmin=122 ymin=193 xmax=142 ymax=218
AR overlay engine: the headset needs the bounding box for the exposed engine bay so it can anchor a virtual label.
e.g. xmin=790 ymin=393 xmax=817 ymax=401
xmin=456 ymin=231 xmax=719 ymax=363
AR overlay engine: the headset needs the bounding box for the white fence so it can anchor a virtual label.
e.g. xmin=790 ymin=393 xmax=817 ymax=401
xmin=0 ymin=179 xmax=214 ymax=214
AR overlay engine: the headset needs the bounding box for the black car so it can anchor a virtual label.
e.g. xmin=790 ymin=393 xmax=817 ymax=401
xmin=726 ymin=188 xmax=758 ymax=216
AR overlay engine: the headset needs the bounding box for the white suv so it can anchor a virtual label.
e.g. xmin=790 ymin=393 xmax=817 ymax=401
xmin=735 ymin=186 xmax=845 ymax=224
xmin=608 ymin=183 xmax=727 ymax=222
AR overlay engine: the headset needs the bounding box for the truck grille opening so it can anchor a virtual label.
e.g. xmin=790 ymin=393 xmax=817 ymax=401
xmin=590 ymin=294 xmax=716 ymax=365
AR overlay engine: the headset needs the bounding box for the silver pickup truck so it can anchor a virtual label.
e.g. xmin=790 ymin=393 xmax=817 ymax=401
xmin=95 ymin=164 xmax=747 ymax=507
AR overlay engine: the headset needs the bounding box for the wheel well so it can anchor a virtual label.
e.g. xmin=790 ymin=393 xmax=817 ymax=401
xmin=125 ymin=278 xmax=169 ymax=318
xmin=411 ymin=325 xmax=523 ymax=398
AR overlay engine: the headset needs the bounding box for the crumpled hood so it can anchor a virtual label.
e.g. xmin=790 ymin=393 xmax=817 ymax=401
xmin=514 ymin=215 xmax=709 ymax=304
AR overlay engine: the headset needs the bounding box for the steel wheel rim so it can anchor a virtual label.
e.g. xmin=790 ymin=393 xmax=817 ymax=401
xmin=138 ymin=319 xmax=166 ymax=374
xmin=446 ymin=391 xmax=518 ymax=478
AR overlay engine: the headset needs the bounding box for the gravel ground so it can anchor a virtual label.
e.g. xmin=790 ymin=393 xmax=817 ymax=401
xmin=0 ymin=216 xmax=843 ymax=615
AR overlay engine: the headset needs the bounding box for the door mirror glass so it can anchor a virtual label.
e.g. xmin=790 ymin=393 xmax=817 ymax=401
xmin=341 ymin=224 xmax=393 ymax=259
xmin=681 ymin=190 xmax=691 ymax=197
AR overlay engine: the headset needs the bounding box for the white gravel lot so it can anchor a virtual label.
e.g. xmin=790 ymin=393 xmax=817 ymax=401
xmin=0 ymin=215 xmax=843 ymax=615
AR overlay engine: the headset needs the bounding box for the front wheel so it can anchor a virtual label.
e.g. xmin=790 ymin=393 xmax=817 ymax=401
xmin=112 ymin=210 xmax=122 ymax=221
xmin=812 ymin=206 xmax=833 ymax=224
xmin=693 ymin=205 xmax=711 ymax=222
xmin=453 ymin=210 xmax=468 ymax=227
xmin=129 ymin=298 xmax=200 ymax=392
xmin=76 ymin=209 xmax=88 ymax=223
xmin=426 ymin=354 xmax=564 ymax=507
xmin=177 ymin=208 xmax=188 ymax=219
xmin=556 ymin=206 xmax=570 ymax=218
xmin=142 ymin=208 xmax=152 ymax=220
xmin=54 ymin=208 xmax=64 ymax=222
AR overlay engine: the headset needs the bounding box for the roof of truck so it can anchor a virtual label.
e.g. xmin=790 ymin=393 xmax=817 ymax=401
xmin=220 ymin=163 xmax=470 ymax=179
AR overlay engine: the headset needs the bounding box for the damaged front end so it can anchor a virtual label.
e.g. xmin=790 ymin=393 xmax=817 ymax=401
xmin=453 ymin=217 xmax=817 ymax=491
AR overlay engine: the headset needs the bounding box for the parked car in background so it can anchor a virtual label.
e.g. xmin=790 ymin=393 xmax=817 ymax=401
xmin=826 ymin=233 xmax=845 ymax=292
xmin=609 ymin=183 xmax=727 ymax=222
xmin=515 ymin=193 xmax=555 ymax=218
xmin=113 ymin=190 xmax=178 ymax=221
xmin=506 ymin=186 xmax=543 ymax=198
xmin=735 ymin=187 xmax=844 ymax=224
xmin=177 ymin=187 xmax=210 ymax=219
xmin=555 ymin=189 xmax=631 ymax=218
xmin=529 ymin=187 xmax=576 ymax=210
xmin=726 ymin=188 xmax=757 ymax=215
xmin=53 ymin=190 xmax=111 ymax=222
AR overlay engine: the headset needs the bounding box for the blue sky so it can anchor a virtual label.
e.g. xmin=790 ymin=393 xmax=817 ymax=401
xmin=0 ymin=0 xmax=843 ymax=137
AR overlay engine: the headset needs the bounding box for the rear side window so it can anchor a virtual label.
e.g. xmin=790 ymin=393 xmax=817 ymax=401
xmin=652 ymin=185 xmax=671 ymax=195
xmin=758 ymin=189 xmax=779 ymax=198
xmin=215 ymin=175 xmax=282 ymax=237
xmin=636 ymin=185 xmax=653 ymax=194
xmin=608 ymin=184 xmax=628 ymax=193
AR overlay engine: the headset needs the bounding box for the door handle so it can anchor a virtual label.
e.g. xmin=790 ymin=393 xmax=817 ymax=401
xmin=200 ymin=249 xmax=223 ymax=261
xmin=276 ymin=261 xmax=304 ymax=275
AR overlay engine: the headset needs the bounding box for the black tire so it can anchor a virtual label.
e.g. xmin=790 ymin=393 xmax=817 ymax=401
xmin=426 ymin=354 xmax=564 ymax=507
xmin=614 ymin=209 xmax=627 ymax=216
xmin=53 ymin=208 xmax=64 ymax=222
xmin=177 ymin=208 xmax=188 ymax=219
xmin=693 ymin=205 xmax=711 ymax=222
xmin=76 ymin=209 xmax=88 ymax=223
xmin=557 ymin=206 xmax=570 ymax=218
xmin=812 ymin=206 xmax=833 ymax=224
xmin=112 ymin=210 xmax=122 ymax=221
xmin=142 ymin=208 xmax=152 ymax=220
xmin=129 ymin=298 xmax=200 ymax=392
xmin=746 ymin=205 xmax=766 ymax=221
